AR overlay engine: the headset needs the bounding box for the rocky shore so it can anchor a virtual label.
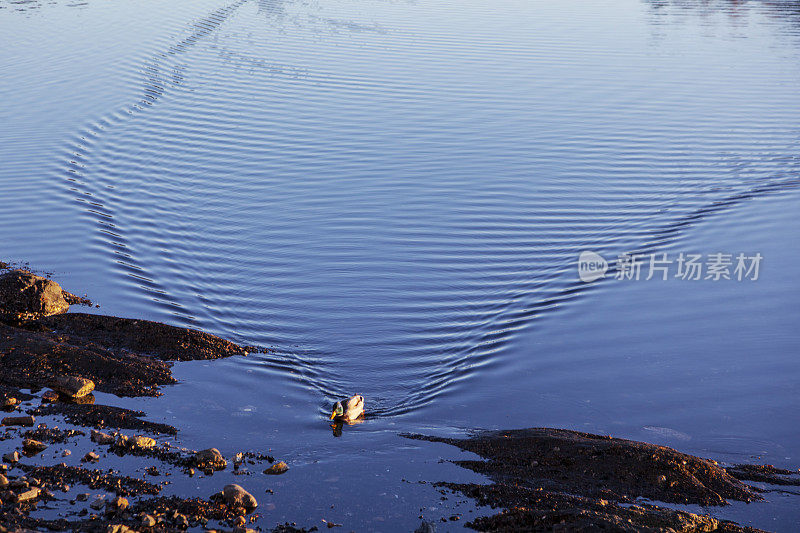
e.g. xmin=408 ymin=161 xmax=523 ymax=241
xmin=0 ymin=266 xmax=302 ymax=533
xmin=405 ymin=429 xmax=800 ymax=532
xmin=2 ymin=264 xmax=798 ymax=532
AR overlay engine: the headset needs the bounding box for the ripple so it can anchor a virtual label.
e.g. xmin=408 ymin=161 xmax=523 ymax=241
xmin=37 ymin=0 xmax=800 ymax=414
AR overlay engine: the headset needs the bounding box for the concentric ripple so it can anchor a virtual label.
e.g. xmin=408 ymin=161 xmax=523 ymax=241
xmin=47 ymin=0 xmax=800 ymax=414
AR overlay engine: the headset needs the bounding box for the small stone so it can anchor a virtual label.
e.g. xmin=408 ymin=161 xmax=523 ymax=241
xmin=263 ymin=461 xmax=288 ymax=475
xmin=106 ymin=525 xmax=136 ymax=533
xmin=91 ymin=430 xmax=115 ymax=445
xmin=233 ymin=516 xmax=246 ymax=527
xmin=221 ymin=483 xmax=257 ymax=509
xmin=77 ymin=493 xmax=89 ymax=501
xmin=196 ymin=448 xmax=227 ymax=470
xmin=657 ymin=475 xmax=667 ymax=484
xmin=2 ymin=397 xmax=19 ymax=409
xmin=111 ymin=496 xmax=129 ymax=511
xmin=41 ymin=390 xmax=59 ymax=403
xmin=62 ymin=484 xmax=71 ymax=492
xmin=130 ymin=435 xmax=156 ymax=449
xmin=141 ymin=514 xmax=156 ymax=527
xmin=14 ymin=487 xmax=41 ymax=503
xmin=2 ymin=451 xmax=19 ymax=463
xmin=62 ymin=449 xmax=72 ymax=457
xmin=598 ymin=499 xmax=608 ymax=506
xmin=90 ymin=495 xmax=106 ymax=510
xmin=0 ymin=474 xmax=7 ymax=487
xmin=22 ymin=439 xmax=48 ymax=454
xmin=1 ymin=415 xmax=35 ymax=427
xmin=82 ymin=451 xmax=100 ymax=463
xmin=51 ymin=376 xmax=95 ymax=398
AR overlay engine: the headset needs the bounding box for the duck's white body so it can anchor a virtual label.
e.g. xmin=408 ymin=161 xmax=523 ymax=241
xmin=331 ymin=395 xmax=364 ymax=422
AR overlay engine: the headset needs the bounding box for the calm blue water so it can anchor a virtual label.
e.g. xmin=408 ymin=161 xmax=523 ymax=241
xmin=2 ymin=0 xmax=800 ymax=530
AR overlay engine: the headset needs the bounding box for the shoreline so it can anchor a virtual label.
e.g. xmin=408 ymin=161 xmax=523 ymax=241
xmin=1 ymin=264 xmax=798 ymax=532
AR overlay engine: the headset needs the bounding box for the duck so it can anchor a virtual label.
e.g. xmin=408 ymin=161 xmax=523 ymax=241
xmin=329 ymin=395 xmax=364 ymax=422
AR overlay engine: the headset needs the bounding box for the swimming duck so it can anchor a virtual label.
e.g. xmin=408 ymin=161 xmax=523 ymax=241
xmin=329 ymin=395 xmax=364 ymax=422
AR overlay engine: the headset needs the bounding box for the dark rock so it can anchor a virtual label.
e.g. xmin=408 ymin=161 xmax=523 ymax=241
xmin=0 ymin=270 xmax=69 ymax=322
xmin=3 ymin=451 xmax=20 ymax=463
xmin=41 ymin=390 xmax=59 ymax=403
xmin=22 ymin=438 xmax=48 ymax=454
xmin=91 ymin=430 xmax=115 ymax=445
xmin=2 ymin=415 xmax=35 ymax=426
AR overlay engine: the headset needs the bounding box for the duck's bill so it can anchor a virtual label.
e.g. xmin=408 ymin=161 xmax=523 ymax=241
xmin=329 ymin=412 xmax=337 ymax=420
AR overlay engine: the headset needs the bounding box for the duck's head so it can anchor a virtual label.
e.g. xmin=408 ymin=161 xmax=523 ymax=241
xmin=330 ymin=401 xmax=344 ymax=420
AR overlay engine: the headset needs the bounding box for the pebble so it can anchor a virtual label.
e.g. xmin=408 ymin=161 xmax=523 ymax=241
xmin=41 ymin=390 xmax=59 ymax=403
xmin=82 ymin=451 xmax=100 ymax=463
xmin=3 ymin=451 xmax=19 ymax=463
xmin=0 ymin=474 xmax=7 ymax=487
xmin=90 ymin=495 xmax=106 ymax=510
xmin=141 ymin=514 xmax=156 ymax=527
xmin=91 ymin=430 xmax=115 ymax=445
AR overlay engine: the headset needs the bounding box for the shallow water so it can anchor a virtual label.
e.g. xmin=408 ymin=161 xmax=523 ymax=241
xmin=2 ymin=0 xmax=800 ymax=530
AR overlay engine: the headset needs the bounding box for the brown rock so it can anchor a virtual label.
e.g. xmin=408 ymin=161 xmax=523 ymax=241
xmin=82 ymin=451 xmax=100 ymax=463
xmin=0 ymin=269 xmax=69 ymax=321
xmin=1 ymin=415 xmax=35 ymax=426
xmin=196 ymin=448 xmax=227 ymax=470
xmin=91 ymin=430 xmax=115 ymax=445
xmin=2 ymin=451 xmax=19 ymax=463
xmin=2 ymin=396 xmax=19 ymax=409
xmin=51 ymin=375 xmax=95 ymax=398
xmin=22 ymin=438 xmax=48 ymax=454
xmin=41 ymin=390 xmax=59 ymax=403
xmin=90 ymin=495 xmax=106 ymax=510
xmin=0 ymin=474 xmax=8 ymax=487
xmin=263 ymin=461 xmax=289 ymax=475
xmin=221 ymin=483 xmax=257 ymax=509
xmin=14 ymin=487 xmax=41 ymax=503
xmin=110 ymin=496 xmax=129 ymax=511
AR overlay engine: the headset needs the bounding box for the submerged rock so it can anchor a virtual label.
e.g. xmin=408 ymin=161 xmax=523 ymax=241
xmin=220 ymin=483 xmax=257 ymax=509
xmin=0 ymin=269 xmax=69 ymax=322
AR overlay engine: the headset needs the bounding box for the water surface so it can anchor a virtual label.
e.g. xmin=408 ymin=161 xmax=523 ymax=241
xmin=2 ymin=0 xmax=799 ymax=530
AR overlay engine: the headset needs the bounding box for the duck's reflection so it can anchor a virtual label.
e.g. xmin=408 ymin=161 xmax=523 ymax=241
xmin=330 ymin=417 xmax=364 ymax=437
